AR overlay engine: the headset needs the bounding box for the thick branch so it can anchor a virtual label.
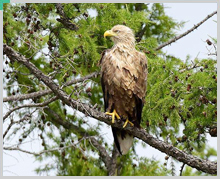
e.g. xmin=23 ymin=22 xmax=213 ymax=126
xmin=108 ymin=145 xmax=120 ymax=176
xmin=3 ymin=44 xmax=217 ymax=175
xmin=89 ymin=137 xmax=112 ymax=172
xmin=155 ymin=10 xmax=217 ymax=51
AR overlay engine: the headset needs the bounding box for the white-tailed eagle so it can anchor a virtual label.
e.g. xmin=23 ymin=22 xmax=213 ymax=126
xmin=99 ymin=25 xmax=147 ymax=155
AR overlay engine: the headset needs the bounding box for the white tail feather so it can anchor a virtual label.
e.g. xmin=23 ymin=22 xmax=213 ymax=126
xmin=117 ymin=134 xmax=133 ymax=155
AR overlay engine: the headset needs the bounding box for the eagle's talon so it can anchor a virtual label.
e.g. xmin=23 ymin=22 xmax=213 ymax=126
xmin=123 ymin=119 xmax=134 ymax=128
xmin=105 ymin=109 xmax=120 ymax=123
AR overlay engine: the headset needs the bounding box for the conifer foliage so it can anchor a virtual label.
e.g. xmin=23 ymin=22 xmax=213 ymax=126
xmin=3 ymin=3 xmax=217 ymax=176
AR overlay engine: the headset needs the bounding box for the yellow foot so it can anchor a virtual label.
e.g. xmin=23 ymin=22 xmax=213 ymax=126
xmin=105 ymin=109 xmax=120 ymax=123
xmin=123 ymin=119 xmax=134 ymax=128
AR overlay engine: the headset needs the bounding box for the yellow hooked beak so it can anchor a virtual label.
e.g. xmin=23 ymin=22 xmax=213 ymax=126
xmin=104 ymin=30 xmax=117 ymax=38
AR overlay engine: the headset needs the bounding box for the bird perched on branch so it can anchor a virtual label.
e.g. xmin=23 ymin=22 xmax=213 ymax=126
xmin=99 ymin=25 xmax=147 ymax=155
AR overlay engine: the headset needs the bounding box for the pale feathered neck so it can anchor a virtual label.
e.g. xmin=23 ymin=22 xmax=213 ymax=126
xmin=111 ymin=32 xmax=136 ymax=51
xmin=113 ymin=41 xmax=136 ymax=51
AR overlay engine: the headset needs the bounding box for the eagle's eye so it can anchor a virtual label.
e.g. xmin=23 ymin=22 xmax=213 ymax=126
xmin=114 ymin=30 xmax=120 ymax=33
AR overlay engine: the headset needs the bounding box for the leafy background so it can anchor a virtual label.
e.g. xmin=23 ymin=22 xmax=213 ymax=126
xmin=3 ymin=3 xmax=217 ymax=176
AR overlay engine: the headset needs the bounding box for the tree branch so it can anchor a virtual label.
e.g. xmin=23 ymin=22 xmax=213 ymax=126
xmin=3 ymin=44 xmax=217 ymax=175
xmin=45 ymin=107 xmax=112 ymax=174
xmin=3 ymin=114 xmax=31 ymax=139
xmin=179 ymin=163 xmax=186 ymax=176
xmin=136 ymin=23 xmax=147 ymax=43
xmin=3 ymin=89 xmax=51 ymax=103
xmin=89 ymin=137 xmax=113 ymax=173
xmin=155 ymin=10 xmax=217 ymax=51
xmin=3 ymin=72 xmax=99 ymax=103
xmin=179 ymin=63 xmax=201 ymax=73
xmin=4 ymin=139 xmax=86 ymax=156
xmin=108 ymin=145 xmax=120 ymax=176
xmin=55 ymin=3 xmax=79 ymax=31
xmin=3 ymin=96 xmax=58 ymax=121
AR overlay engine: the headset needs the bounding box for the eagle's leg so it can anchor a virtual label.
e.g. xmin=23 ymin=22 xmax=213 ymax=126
xmin=123 ymin=119 xmax=134 ymax=128
xmin=105 ymin=109 xmax=120 ymax=123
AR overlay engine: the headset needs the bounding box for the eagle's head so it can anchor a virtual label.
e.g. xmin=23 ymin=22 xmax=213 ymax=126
xmin=104 ymin=25 xmax=135 ymax=47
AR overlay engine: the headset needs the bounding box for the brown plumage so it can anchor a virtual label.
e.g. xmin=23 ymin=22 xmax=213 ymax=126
xmin=99 ymin=25 xmax=147 ymax=155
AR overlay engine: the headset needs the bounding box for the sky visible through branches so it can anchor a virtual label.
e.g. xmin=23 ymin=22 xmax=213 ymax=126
xmin=3 ymin=3 xmax=217 ymax=176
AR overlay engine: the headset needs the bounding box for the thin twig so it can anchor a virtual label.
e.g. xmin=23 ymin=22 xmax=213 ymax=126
xmin=155 ymin=10 xmax=217 ymax=51
xmin=3 ymin=72 xmax=99 ymax=102
xmin=3 ymin=96 xmax=58 ymax=121
xmin=3 ymin=89 xmax=51 ymax=102
xmin=3 ymin=141 xmax=80 ymax=156
xmin=180 ymin=163 xmax=186 ymax=176
xmin=3 ymin=114 xmax=31 ymax=139
xmin=3 ymin=121 xmax=14 ymax=139
xmin=179 ymin=63 xmax=201 ymax=73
